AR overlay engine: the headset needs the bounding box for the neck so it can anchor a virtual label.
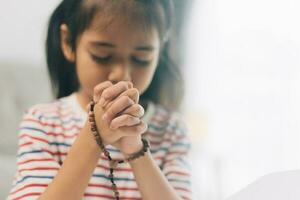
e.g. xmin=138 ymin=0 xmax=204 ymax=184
xmin=75 ymin=89 xmax=91 ymax=113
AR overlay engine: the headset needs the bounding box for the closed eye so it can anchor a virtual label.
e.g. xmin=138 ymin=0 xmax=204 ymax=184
xmin=131 ymin=56 xmax=151 ymax=66
xmin=91 ymin=54 xmax=112 ymax=64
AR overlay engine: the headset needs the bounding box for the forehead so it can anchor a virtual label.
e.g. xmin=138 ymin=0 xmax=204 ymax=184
xmin=82 ymin=12 xmax=160 ymax=48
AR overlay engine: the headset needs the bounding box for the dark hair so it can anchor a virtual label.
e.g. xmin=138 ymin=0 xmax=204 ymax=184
xmin=46 ymin=0 xmax=185 ymax=111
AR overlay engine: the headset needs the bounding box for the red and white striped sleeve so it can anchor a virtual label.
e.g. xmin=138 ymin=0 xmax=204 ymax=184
xmin=162 ymin=114 xmax=193 ymax=200
xmin=7 ymin=106 xmax=61 ymax=200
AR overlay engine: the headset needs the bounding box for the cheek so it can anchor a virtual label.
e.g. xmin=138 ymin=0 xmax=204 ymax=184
xmin=75 ymin=51 xmax=109 ymax=93
xmin=131 ymin=64 xmax=157 ymax=94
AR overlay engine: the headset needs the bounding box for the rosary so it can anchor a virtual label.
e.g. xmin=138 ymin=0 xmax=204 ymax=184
xmin=88 ymin=100 xmax=150 ymax=200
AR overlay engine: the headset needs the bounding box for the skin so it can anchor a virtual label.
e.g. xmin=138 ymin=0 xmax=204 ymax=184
xmin=60 ymin=13 xmax=161 ymax=154
xmin=38 ymin=10 xmax=182 ymax=200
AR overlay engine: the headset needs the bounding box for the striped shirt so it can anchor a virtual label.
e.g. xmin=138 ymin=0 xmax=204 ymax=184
xmin=7 ymin=92 xmax=192 ymax=200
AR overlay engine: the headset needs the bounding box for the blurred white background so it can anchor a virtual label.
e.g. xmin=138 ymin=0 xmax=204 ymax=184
xmin=183 ymin=0 xmax=300 ymax=199
xmin=1 ymin=0 xmax=300 ymax=199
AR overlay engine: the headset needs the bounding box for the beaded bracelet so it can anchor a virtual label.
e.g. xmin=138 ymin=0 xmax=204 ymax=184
xmin=88 ymin=100 xmax=150 ymax=200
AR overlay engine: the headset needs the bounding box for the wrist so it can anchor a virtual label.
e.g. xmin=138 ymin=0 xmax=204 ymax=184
xmin=122 ymin=138 xmax=144 ymax=156
xmin=79 ymin=120 xmax=103 ymax=156
xmin=123 ymin=138 xmax=150 ymax=162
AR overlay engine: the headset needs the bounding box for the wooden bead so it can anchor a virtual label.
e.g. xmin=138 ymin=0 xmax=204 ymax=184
xmin=90 ymin=103 xmax=95 ymax=112
xmin=94 ymin=135 xmax=101 ymax=142
xmin=88 ymin=113 xmax=94 ymax=118
xmin=91 ymin=131 xmax=98 ymax=136
xmin=104 ymin=150 xmax=110 ymax=157
xmin=109 ymin=160 xmax=118 ymax=169
xmin=88 ymin=100 xmax=124 ymax=200
xmin=88 ymin=117 xmax=94 ymax=122
xmin=91 ymin=126 xmax=96 ymax=132
xmin=96 ymin=140 xmax=101 ymax=146
xmin=90 ymin=121 xmax=95 ymax=127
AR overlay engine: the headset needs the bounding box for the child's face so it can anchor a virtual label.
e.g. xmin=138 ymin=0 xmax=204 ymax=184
xmin=61 ymin=14 xmax=161 ymax=100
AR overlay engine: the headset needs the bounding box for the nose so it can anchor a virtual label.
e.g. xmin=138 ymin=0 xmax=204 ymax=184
xmin=108 ymin=64 xmax=131 ymax=84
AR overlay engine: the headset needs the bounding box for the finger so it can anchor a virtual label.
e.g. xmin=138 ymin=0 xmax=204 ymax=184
xmin=122 ymin=104 xmax=144 ymax=118
xmin=93 ymin=81 xmax=113 ymax=103
xmin=101 ymin=81 xmax=132 ymax=106
xmin=103 ymin=96 xmax=134 ymax=123
xmin=104 ymin=88 xmax=139 ymax=110
xmin=118 ymin=88 xmax=139 ymax=104
xmin=110 ymin=114 xmax=141 ymax=130
xmin=128 ymin=81 xmax=133 ymax=89
xmin=117 ymin=121 xmax=148 ymax=136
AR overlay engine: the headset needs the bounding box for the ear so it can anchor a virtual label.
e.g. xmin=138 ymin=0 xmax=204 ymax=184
xmin=60 ymin=23 xmax=75 ymax=62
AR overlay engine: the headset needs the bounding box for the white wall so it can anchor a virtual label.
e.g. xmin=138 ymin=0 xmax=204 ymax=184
xmin=0 ymin=0 xmax=60 ymax=65
xmin=183 ymin=0 xmax=300 ymax=198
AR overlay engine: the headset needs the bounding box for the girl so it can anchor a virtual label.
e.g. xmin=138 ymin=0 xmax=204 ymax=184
xmin=8 ymin=0 xmax=192 ymax=199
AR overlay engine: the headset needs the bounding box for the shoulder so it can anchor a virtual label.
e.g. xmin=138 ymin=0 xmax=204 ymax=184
xmin=19 ymin=94 xmax=83 ymax=137
xmin=22 ymin=98 xmax=69 ymax=122
xmin=22 ymin=94 xmax=80 ymax=122
xmin=18 ymin=96 xmax=82 ymax=149
xmin=23 ymin=100 xmax=61 ymax=119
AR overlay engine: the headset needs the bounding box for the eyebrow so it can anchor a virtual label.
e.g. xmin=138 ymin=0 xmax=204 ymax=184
xmin=89 ymin=41 xmax=155 ymax=52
